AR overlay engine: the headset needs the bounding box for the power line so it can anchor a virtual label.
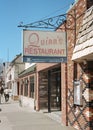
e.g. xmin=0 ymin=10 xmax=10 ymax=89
xmin=40 ymin=0 xmax=74 ymax=20
xmin=18 ymin=0 xmax=75 ymax=29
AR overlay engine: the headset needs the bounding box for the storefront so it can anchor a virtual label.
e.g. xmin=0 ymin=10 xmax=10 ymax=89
xmin=18 ymin=65 xmax=36 ymax=109
xmin=38 ymin=65 xmax=61 ymax=112
xmin=18 ymin=63 xmax=61 ymax=112
xmin=17 ymin=1 xmax=93 ymax=130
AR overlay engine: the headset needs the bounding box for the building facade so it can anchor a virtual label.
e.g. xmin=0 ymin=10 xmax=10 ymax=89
xmin=18 ymin=63 xmax=36 ymax=109
xmin=18 ymin=63 xmax=61 ymax=111
xmin=17 ymin=0 xmax=93 ymax=130
xmin=36 ymin=63 xmax=61 ymax=112
xmin=64 ymin=0 xmax=93 ymax=130
xmin=6 ymin=54 xmax=25 ymax=100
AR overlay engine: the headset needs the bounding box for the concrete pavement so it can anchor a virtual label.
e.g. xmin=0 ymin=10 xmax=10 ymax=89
xmin=0 ymin=99 xmax=75 ymax=130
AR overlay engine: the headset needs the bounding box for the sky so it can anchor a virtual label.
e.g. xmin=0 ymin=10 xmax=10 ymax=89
xmin=0 ymin=0 xmax=75 ymax=62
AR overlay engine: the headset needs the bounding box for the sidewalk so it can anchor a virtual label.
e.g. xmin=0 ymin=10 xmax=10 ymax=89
xmin=0 ymin=99 xmax=75 ymax=130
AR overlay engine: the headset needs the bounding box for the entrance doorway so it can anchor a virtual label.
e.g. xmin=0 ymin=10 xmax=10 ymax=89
xmin=48 ymin=67 xmax=61 ymax=112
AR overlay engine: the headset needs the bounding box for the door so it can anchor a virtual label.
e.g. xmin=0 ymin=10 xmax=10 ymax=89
xmin=50 ymin=68 xmax=61 ymax=111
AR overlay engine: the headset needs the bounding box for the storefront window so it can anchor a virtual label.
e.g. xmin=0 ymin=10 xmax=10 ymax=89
xmin=30 ymin=76 xmax=34 ymax=98
xmin=24 ymin=78 xmax=28 ymax=96
xmin=21 ymin=85 xmax=23 ymax=95
xmin=20 ymin=80 xmax=23 ymax=95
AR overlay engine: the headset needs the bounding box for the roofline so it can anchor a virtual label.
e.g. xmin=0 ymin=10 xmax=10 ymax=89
xmin=10 ymin=53 xmax=22 ymax=66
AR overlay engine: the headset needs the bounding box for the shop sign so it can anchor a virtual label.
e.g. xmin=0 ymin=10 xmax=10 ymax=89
xmin=74 ymin=80 xmax=82 ymax=106
xmin=22 ymin=30 xmax=67 ymax=63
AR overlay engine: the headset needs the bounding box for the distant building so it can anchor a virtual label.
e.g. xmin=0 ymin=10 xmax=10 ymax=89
xmin=2 ymin=62 xmax=10 ymax=88
xmin=5 ymin=53 xmax=25 ymax=100
xmin=0 ymin=61 xmax=5 ymax=88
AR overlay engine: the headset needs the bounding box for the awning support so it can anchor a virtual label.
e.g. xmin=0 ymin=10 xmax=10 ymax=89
xmin=18 ymin=13 xmax=76 ymax=31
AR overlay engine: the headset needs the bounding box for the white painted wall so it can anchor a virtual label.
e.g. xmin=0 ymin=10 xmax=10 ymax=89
xmin=19 ymin=96 xmax=34 ymax=110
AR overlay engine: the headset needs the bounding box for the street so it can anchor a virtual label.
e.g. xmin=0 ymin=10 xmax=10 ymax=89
xmin=0 ymin=99 xmax=75 ymax=130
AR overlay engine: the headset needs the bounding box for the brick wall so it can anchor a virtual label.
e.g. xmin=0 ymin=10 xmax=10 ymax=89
xmin=66 ymin=0 xmax=93 ymax=130
xmin=61 ymin=63 xmax=68 ymax=125
xmin=36 ymin=63 xmax=59 ymax=72
xmin=66 ymin=0 xmax=86 ymax=129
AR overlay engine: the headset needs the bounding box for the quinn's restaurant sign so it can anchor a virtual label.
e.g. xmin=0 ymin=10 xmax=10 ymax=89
xmin=23 ymin=30 xmax=67 ymax=63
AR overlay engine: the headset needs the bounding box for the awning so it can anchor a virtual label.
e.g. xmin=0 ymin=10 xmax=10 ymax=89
xmin=72 ymin=6 xmax=93 ymax=62
xmin=18 ymin=65 xmax=36 ymax=78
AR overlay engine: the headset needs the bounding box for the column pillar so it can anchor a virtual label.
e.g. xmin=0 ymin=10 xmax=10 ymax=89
xmin=28 ymin=76 xmax=30 ymax=97
xmin=61 ymin=63 xmax=68 ymax=125
xmin=36 ymin=72 xmax=39 ymax=111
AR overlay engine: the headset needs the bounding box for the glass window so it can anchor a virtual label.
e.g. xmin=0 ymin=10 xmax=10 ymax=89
xmin=21 ymin=85 xmax=23 ymax=95
xmin=30 ymin=76 xmax=34 ymax=98
xmin=24 ymin=78 xmax=28 ymax=96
